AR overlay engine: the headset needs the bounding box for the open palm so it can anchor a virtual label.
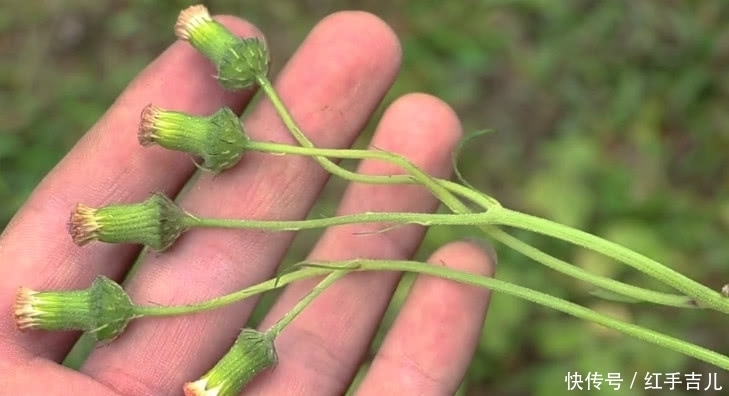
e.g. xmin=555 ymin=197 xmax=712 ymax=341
xmin=0 ymin=11 xmax=494 ymax=396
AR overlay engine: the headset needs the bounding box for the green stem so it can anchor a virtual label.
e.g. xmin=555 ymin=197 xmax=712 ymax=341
xmin=179 ymin=178 xmax=729 ymax=311
xmin=266 ymin=270 xmax=348 ymax=338
xmin=246 ymin=139 xmax=499 ymax=210
xmin=256 ymin=75 xmax=484 ymax=214
xmin=483 ymin=226 xmax=695 ymax=308
xmin=182 ymin=202 xmax=694 ymax=308
xmin=485 ymin=207 xmax=729 ymax=313
xmin=130 ymin=269 xmax=317 ymax=317
xmin=133 ymin=259 xmax=729 ymax=371
xmin=251 ymin=134 xmax=505 ymax=233
xmin=254 ymin=75 xmax=707 ymax=309
xmin=183 ymin=209 xmax=485 ymax=230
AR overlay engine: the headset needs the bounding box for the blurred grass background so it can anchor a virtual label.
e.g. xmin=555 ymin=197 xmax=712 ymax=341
xmin=3 ymin=1 xmax=729 ymax=395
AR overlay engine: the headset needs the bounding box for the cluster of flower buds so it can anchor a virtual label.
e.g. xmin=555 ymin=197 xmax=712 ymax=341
xmin=65 ymin=4 xmax=275 ymax=250
xmin=15 ymin=5 xmax=281 ymax=395
xmin=135 ymin=4 xmax=272 ymax=173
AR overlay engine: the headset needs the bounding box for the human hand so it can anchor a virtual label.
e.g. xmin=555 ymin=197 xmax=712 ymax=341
xmin=0 ymin=11 xmax=495 ymax=396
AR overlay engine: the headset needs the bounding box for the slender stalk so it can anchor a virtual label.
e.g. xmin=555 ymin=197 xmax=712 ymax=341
xmin=133 ymin=264 xmax=356 ymax=317
xmin=483 ymin=226 xmax=695 ymax=308
xmin=485 ymin=207 xmax=729 ymax=313
xmin=134 ymin=259 xmax=729 ymax=371
xmin=183 ymin=210 xmax=486 ymax=230
xmin=181 ymin=191 xmax=722 ymax=310
xmin=254 ymin=74 xmax=715 ymax=309
xmin=187 ymin=212 xmax=694 ymax=307
xmin=256 ymin=75 xmax=477 ymax=213
xmin=257 ymin=135 xmax=500 ymax=210
xmin=131 ymin=267 xmax=323 ymax=317
xmin=181 ymin=208 xmax=695 ymax=308
xmin=267 ymin=270 xmax=348 ymax=338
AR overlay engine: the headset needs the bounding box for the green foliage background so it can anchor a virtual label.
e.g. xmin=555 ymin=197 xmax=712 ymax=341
xmin=3 ymin=1 xmax=729 ymax=395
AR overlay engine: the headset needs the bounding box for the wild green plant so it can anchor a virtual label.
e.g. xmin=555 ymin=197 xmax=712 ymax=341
xmin=13 ymin=4 xmax=729 ymax=395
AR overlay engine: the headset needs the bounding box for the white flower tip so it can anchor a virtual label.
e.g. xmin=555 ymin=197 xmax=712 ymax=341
xmin=175 ymin=4 xmax=213 ymax=40
xmin=67 ymin=203 xmax=100 ymax=246
xmin=14 ymin=287 xmax=39 ymax=331
xmin=138 ymin=104 xmax=163 ymax=146
xmin=183 ymin=378 xmax=221 ymax=396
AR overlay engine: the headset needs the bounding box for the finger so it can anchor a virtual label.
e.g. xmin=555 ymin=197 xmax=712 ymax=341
xmin=0 ymin=16 xmax=261 ymax=362
xmin=4 ymin=360 xmax=119 ymax=396
xmin=245 ymin=93 xmax=463 ymax=395
xmin=356 ymin=240 xmax=495 ymax=396
xmin=81 ymin=12 xmax=402 ymax=396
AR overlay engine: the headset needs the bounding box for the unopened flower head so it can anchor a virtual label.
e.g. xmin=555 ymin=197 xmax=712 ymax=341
xmin=139 ymin=104 xmax=248 ymax=172
xmin=14 ymin=287 xmax=45 ymax=331
xmin=174 ymin=5 xmax=215 ymax=42
xmin=69 ymin=193 xmax=188 ymax=251
xmin=175 ymin=4 xmax=269 ymax=90
xmin=14 ymin=276 xmax=136 ymax=342
xmin=183 ymin=329 xmax=278 ymax=396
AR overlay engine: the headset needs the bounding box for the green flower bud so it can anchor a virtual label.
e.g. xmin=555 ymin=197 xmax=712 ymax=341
xmin=183 ymin=329 xmax=278 ymax=396
xmin=139 ymin=104 xmax=248 ymax=172
xmin=68 ymin=193 xmax=187 ymax=251
xmin=14 ymin=276 xmax=136 ymax=342
xmin=174 ymin=4 xmax=269 ymax=90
